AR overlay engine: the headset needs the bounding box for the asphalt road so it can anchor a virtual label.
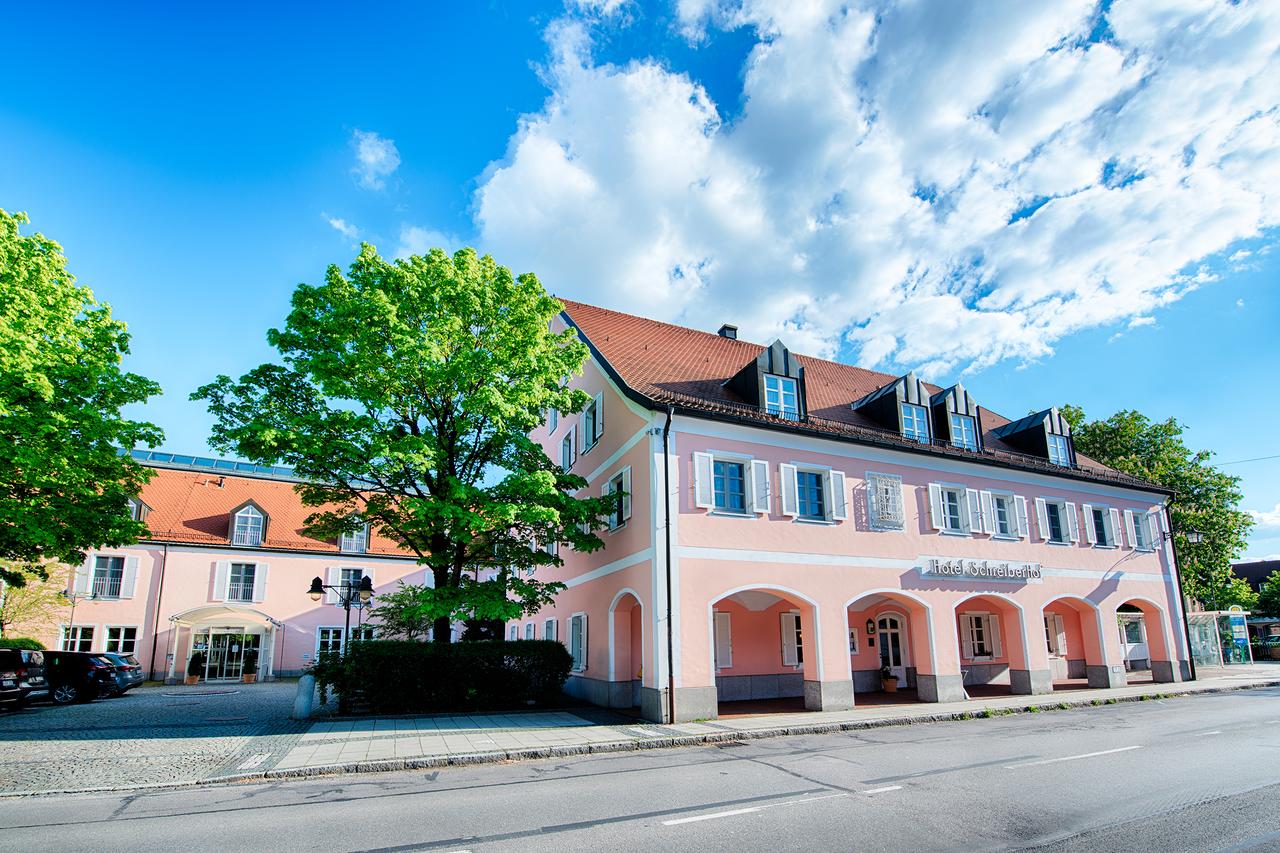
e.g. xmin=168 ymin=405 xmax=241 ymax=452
xmin=2 ymin=687 xmax=1277 ymax=852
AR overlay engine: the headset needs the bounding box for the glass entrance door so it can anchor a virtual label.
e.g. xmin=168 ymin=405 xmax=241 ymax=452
xmin=878 ymin=615 xmax=908 ymax=685
xmin=202 ymin=629 xmax=259 ymax=681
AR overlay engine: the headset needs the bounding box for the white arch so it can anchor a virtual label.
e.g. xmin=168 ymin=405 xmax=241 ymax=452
xmin=1042 ymin=594 xmax=1108 ymax=668
xmin=607 ymin=587 xmax=644 ymax=683
xmin=842 ymin=589 xmax=937 ymax=681
xmin=707 ymin=584 xmax=824 ymax=686
xmin=950 ymin=591 xmax=1030 ymax=668
xmin=1114 ymin=594 xmax=1178 ymax=668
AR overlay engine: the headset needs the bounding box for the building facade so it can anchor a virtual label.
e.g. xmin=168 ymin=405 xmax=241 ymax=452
xmin=515 ymin=300 xmax=1192 ymax=722
xmin=38 ymin=454 xmax=425 ymax=682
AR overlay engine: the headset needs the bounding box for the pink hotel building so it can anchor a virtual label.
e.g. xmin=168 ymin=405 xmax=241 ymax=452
xmin=520 ymin=301 xmax=1190 ymax=722
xmin=42 ymin=300 xmax=1189 ymax=722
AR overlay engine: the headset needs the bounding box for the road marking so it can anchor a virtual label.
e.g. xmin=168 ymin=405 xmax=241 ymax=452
xmin=1194 ymin=730 xmax=1223 ymax=736
xmin=1005 ymin=745 xmax=1142 ymax=769
xmin=863 ymin=785 xmax=903 ymax=795
xmin=237 ymin=753 xmax=271 ymax=770
xmin=663 ymin=792 xmax=850 ymax=826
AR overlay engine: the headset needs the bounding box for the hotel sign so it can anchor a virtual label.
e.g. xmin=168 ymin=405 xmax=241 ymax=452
xmin=922 ymin=558 xmax=1042 ymax=582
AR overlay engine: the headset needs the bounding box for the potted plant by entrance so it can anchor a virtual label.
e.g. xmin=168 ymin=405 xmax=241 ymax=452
xmin=241 ymin=648 xmax=259 ymax=684
xmin=186 ymin=652 xmax=205 ymax=685
xmin=880 ymin=665 xmax=899 ymax=693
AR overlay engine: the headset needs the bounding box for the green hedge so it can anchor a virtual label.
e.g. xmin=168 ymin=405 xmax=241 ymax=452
xmin=0 ymin=638 xmax=45 ymax=650
xmin=311 ymin=639 xmax=573 ymax=714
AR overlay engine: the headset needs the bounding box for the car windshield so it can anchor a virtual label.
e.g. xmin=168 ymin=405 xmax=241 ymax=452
xmin=122 ymin=656 xmax=141 ymax=667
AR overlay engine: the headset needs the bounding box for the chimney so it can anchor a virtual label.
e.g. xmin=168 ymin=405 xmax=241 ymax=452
xmin=717 ymin=323 xmax=738 ymax=340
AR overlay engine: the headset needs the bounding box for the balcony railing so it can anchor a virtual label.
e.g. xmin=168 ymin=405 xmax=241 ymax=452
xmin=227 ymin=580 xmax=255 ymax=602
xmin=91 ymin=575 xmax=122 ymax=598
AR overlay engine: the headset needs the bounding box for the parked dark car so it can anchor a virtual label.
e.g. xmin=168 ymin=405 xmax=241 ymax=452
xmin=0 ymin=648 xmax=48 ymax=706
xmin=99 ymin=653 xmax=145 ymax=695
xmin=43 ymin=651 xmax=117 ymax=704
xmin=0 ymin=660 xmax=20 ymax=709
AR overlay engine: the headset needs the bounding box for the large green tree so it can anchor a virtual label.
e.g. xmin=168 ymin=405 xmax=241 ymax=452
xmin=0 ymin=210 xmax=163 ymax=587
xmin=194 ymin=245 xmax=616 ymax=642
xmin=1256 ymin=573 xmax=1280 ymax=619
xmin=1061 ymin=405 xmax=1253 ymax=609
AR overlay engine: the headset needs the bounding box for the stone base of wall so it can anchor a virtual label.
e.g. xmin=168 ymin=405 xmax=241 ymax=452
xmin=852 ymin=667 xmax=917 ymax=692
xmin=963 ymin=663 xmax=1010 ymax=686
xmin=715 ymin=673 xmax=804 ymax=701
xmin=1088 ymin=664 xmax=1126 ymax=688
xmin=804 ymin=679 xmax=854 ymax=711
xmin=1150 ymin=659 xmax=1181 ymax=683
xmin=1010 ymin=668 xmax=1053 ymax=695
xmin=564 ymin=674 xmax=639 ymax=709
xmin=1067 ymin=658 xmax=1086 ymax=679
xmin=917 ymin=673 xmax=965 ymax=703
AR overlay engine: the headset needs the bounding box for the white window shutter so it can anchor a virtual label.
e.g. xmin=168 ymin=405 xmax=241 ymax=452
xmin=980 ymin=491 xmax=995 ymax=535
xmin=212 ymin=561 xmax=230 ymax=602
xmin=594 ymin=392 xmax=604 ymax=441
xmin=1082 ymin=504 xmax=1097 ymax=544
xmin=325 ymin=567 xmax=341 ymax=605
xmin=579 ymin=416 xmax=587 ymax=452
xmin=965 ymin=488 xmax=982 ymax=534
xmin=1015 ymin=496 xmax=1029 ymax=539
xmin=1034 ymin=498 xmax=1049 ymax=541
xmin=1146 ymin=512 xmax=1161 ymax=549
xmin=927 ymin=483 xmax=944 ymax=530
xmin=693 ymin=452 xmax=714 ymax=509
xmin=866 ymin=477 xmax=880 ymax=521
xmin=714 ymin=611 xmax=733 ymax=669
xmin=621 ymin=467 xmax=632 ymax=521
xmin=73 ymin=563 xmax=92 ymax=595
xmin=961 ymin=614 xmax=977 ymax=659
xmin=1065 ymin=502 xmax=1080 ymax=542
xmin=750 ymin=459 xmax=771 ymax=514
xmin=987 ymin=614 xmax=1003 ymax=658
xmin=1109 ymin=508 xmax=1123 ymax=547
xmin=780 ymin=612 xmax=799 ymax=667
xmin=121 ymin=557 xmax=139 ymax=599
xmin=1054 ymin=615 xmax=1068 ymax=657
xmin=830 ymin=471 xmax=848 ymax=521
xmin=252 ymin=563 xmax=269 ymax=603
xmin=1124 ymin=510 xmax=1138 ymax=549
xmin=580 ymin=614 xmax=588 ymax=671
xmin=545 ymin=619 xmax=557 ymax=642
xmin=780 ymin=463 xmax=799 ymax=517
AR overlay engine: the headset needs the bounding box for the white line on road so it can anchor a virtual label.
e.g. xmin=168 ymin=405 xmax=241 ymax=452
xmin=863 ymin=785 xmax=903 ymax=794
xmin=1005 ymin=745 xmax=1142 ymax=769
xmin=236 ymin=753 xmax=271 ymax=770
xmin=663 ymin=792 xmax=850 ymax=826
xmin=1194 ymin=730 xmax=1223 ymax=736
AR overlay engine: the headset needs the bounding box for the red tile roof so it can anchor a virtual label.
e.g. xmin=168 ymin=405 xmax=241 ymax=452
xmin=558 ymin=299 xmax=1160 ymax=492
xmin=137 ymin=465 xmax=412 ymax=556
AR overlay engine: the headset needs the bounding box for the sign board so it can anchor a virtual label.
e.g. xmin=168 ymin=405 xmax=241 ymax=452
xmin=1229 ymin=613 xmax=1249 ymax=643
xmin=921 ymin=558 xmax=1042 ymax=582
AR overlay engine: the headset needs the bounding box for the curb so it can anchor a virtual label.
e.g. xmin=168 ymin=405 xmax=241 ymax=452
xmin=6 ymin=678 xmax=1278 ymax=798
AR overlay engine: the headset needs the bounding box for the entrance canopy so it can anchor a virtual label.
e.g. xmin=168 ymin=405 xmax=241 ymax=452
xmin=169 ymin=604 xmax=282 ymax=628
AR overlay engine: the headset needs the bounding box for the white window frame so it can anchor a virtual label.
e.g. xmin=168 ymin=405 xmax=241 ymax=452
xmin=103 ymin=625 xmax=139 ymax=655
xmin=90 ymin=554 xmax=127 ymax=599
xmin=60 ymin=624 xmax=96 ymax=652
xmin=604 ymin=466 xmax=632 ymax=531
xmin=1035 ymin=497 xmax=1079 ymax=545
xmin=544 ymin=618 xmax=558 ymax=642
xmin=1044 ymin=613 xmax=1067 ymax=657
xmin=714 ymin=610 xmax=733 ymax=670
xmin=232 ymin=505 xmax=265 ymax=546
xmin=900 ymin=402 xmax=930 ymax=444
xmin=1082 ymin=503 xmax=1121 ymax=549
xmin=782 ymin=464 xmax=846 ymax=523
xmin=710 ymin=456 xmax=750 ymax=515
xmin=1047 ymin=433 xmax=1071 ymax=467
xmin=561 ymin=432 xmax=575 ymax=472
xmin=780 ymin=610 xmax=803 ymax=667
xmin=548 ymin=408 xmax=559 ymax=432
xmin=339 ymin=520 xmax=369 ymax=554
xmin=568 ymin=612 xmax=588 ymax=672
xmin=928 ymin=482 xmax=973 ymax=535
xmin=980 ymin=490 xmax=1021 ymax=539
xmin=524 ymin=623 xmax=535 ymax=640
xmin=694 ymin=452 xmax=771 ymax=516
xmin=1125 ymin=509 xmax=1159 ymax=552
xmin=316 ymin=626 xmax=345 ymax=656
xmin=226 ymin=561 xmax=257 ymax=603
xmin=581 ymin=393 xmax=604 ymax=452
xmin=961 ymin=612 xmax=1001 ymax=661
xmin=866 ymin=471 xmax=905 ymax=531
xmin=764 ymin=374 xmax=800 ymax=421
xmin=508 ymin=625 xmax=518 ymax=641
xmin=949 ymin=413 xmax=978 ymax=451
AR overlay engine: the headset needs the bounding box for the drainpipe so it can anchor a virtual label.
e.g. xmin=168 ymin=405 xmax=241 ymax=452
xmin=662 ymin=405 xmax=676 ymax=724
xmin=148 ymin=543 xmax=169 ymax=682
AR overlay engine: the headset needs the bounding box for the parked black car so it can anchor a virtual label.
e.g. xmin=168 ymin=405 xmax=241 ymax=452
xmin=0 ymin=659 xmax=21 ymax=709
xmin=99 ymin=653 xmax=145 ymax=695
xmin=0 ymin=648 xmax=48 ymax=706
xmin=43 ymin=651 xmax=116 ymax=704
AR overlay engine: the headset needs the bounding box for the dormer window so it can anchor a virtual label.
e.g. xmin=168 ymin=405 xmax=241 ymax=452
xmin=231 ymin=504 xmax=265 ymax=546
xmin=950 ymin=414 xmax=978 ymax=451
xmin=764 ymin=375 xmax=799 ymax=421
xmin=1047 ymin=434 xmax=1071 ymax=467
xmin=900 ymin=403 xmax=930 ymax=443
xmin=340 ymin=518 xmax=369 ymax=553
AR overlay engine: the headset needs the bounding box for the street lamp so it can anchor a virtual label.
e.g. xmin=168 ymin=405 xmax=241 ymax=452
xmin=59 ymin=588 xmax=95 ymax=650
xmin=1166 ymin=527 xmax=1204 ymax=681
xmin=307 ymin=574 xmax=374 ymax=715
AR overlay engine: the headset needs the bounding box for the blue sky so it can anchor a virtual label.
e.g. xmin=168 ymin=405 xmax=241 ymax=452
xmin=2 ymin=1 xmax=1277 ymax=556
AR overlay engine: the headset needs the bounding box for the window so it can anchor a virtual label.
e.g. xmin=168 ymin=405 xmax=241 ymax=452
xmin=1090 ymin=506 xmax=1113 ymax=547
xmin=1036 ymin=498 xmax=1077 ymax=545
xmin=544 ymin=618 xmax=558 ymax=641
xmin=1127 ymin=510 xmax=1157 ymax=551
xmin=232 ymin=505 xmax=265 ymax=546
xmin=126 ymin=497 xmax=146 ymax=521
xmin=780 ymin=611 xmax=803 ymax=666
xmin=339 ymin=520 xmax=368 ymax=554
xmin=1121 ymin=618 xmax=1145 ymax=645
xmin=561 ymin=433 xmax=574 ymax=471
xmin=317 ymin=627 xmax=344 ymax=655
xmin=714 ymin=611 xmax=732 ymax=669
xmin=568 ymin=614 xmax=587 ymax=672
xmin=962 ymin=614 xmax=1000 ymax=660
xmin=91 ymin=556 xmax=125 ymax=598
xmin=350 ymin=626 xmax=375 ymax=644
xmin=866 ymin=472 xmax=904 ymax=530
xmin=797 ymin=471 xmax=825 ymax=520
xmin=508 ymin=625 xmax=518 ymax=641
xmin=61 ymin=625 xmax=94 ymax=652
xmin=105 ymin=626 xmax=138 ymax=655
xmin=900 ymin=403 xmax=930 ymax=443
xmin=524 ymin=623 xmax=535 ymax=640
xmin=583 ymin=400 xmax=599 ymax=450
xmin=604 ymin=467 xmax=632 ymax=530
xmin=227 ymin=562 xmax=257 ymax=602
xmin=992 ymin=494 xmax=1014 ymax=537
xmin=548 ymin=408 xmax=558 ymax=432
xmin=1047 ymin=433 xmax=1071 ymax=467
xmin=1045 ymin=503 xmax=1065 ymax=543
xmin=950 ymin=413 xmax=978 ymax=451
xmin=1044 ymin=614 xmax=1066 ymax=657
xmin=764 ymin=374 xmax=799 ymax=420
xmin=712 ymin=460 xmax=747 ymax=513
xmin=340 ymin=567 xmax=365 ymax=591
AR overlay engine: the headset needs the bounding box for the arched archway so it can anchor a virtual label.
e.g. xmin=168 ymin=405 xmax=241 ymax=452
xmin=1041 ymin=595 xmax=1111 ymax=690
xmin=608 ymin=589 xmax=644 ymax=709
xmin=708 ymin=585 xmax=833 ymax=713
xmin=952 ymin=592 xmax=1038 ymax=696
xmin=1116 ymin=597 xmax=1178 ymax=684
xmin=845 ymin=590 xmax=937 ymax=702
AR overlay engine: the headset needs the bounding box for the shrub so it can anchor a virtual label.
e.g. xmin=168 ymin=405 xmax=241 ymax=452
xmin=0 ymin=637 xmax=45 ymax=650
xmin=310 ymin=639 xmax=573 ymax=715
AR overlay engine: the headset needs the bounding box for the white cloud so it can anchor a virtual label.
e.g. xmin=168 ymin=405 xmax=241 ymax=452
xmin=394 ymin=225 xmax=457 ymax=260
xmin=326 ymin=216 xmax=359 ymax=239
xmin=475 ymin=0 xmax=1280 ymax=374
xmin=351 ymin=130 xmax=401 ymax=190
xmin=1249 ymin=503 xmax=1280 ymax=529
xmin=1237 ymin=298 xmax=1246 ymax=308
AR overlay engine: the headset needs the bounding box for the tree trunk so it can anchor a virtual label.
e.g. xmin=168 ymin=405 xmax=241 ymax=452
xmin=432 ymin=615 xmax=452 ymax=644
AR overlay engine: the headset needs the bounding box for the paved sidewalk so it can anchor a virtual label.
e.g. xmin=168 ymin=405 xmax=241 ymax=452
xmin=4 ymin=665 xmax=1276 ymax=797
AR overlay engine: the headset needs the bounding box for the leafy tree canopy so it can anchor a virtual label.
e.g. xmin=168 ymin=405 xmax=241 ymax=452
xmin=0 ymin=210 xmax=163 ymax=586
xmin=1256 ymin=573 xmax=1280 ymax=619
xmin=194 ymin=245 xmax=617 ymax=641
xmin=1060 ymin=404 xmax=1253 ymax=609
